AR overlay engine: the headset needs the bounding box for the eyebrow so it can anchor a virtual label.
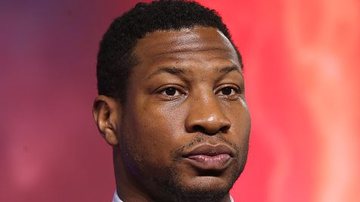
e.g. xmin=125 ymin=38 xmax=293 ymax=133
xmin=146 ymin=65 xmax=241 ymax=80
xmin=146 ymin=66 xmax=186 ymax=80
xmin=218 ymin=65 xmax=241 ymax=74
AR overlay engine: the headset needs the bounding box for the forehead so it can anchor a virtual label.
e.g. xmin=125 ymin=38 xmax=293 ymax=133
xmin=132 ymin=26 xmax=240 ymax=67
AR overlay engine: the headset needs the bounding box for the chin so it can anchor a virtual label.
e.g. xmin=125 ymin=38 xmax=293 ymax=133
xmin=166 ymin=175 xmax=235 ymax=202
xmin=149 ymin=159 xmax=243 ymax=201
xmin=187 ymin=175 xmax=235 ymax=192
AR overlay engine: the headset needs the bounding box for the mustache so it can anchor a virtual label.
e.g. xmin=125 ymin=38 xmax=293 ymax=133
xmin=172 ymin=135 xmax=239 ymax=160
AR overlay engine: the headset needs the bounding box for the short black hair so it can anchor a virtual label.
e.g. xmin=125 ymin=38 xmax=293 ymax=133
xmin=97 ymin=0 xmax=242 ymax=103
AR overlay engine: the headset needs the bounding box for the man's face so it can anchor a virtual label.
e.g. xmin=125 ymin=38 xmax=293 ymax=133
xmin=117 ymin=26 xmax=250 ymax=200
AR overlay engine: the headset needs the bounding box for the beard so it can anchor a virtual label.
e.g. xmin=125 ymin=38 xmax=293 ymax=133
xmin=152 ymin=166 xmax=240 ymax=202
xmin=119 ymin=135 xmax=249 ymax=202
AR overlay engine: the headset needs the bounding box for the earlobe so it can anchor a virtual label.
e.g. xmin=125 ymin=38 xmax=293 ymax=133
xmin=92 ymin=95 xmax=121 ymax=146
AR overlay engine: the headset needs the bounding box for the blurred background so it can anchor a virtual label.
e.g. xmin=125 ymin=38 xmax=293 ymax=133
xmin=1 ymin=0 xmax=359 ymax=201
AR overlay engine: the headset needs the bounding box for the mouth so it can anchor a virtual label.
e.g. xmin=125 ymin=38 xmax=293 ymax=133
xmin=182 ymin=144 xmax=235 ymax=171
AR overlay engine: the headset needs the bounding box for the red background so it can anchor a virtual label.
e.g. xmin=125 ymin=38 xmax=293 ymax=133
xmin=1 ymin=0 xmax=359 ymax=201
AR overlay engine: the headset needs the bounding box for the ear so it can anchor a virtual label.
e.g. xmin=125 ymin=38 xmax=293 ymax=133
xmin=92 ymin=95 xmax=121 ymax=146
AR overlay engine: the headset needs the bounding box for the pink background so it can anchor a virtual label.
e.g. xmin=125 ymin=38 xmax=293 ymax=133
xmin=1 ymin=0 xmax=359 ymax=201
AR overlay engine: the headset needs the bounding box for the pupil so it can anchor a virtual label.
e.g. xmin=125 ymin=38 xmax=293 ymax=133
xmin=222 ymin=87 xmax=232 ymax=95
xmin=165 ymin=87 xmax=176 ymax=95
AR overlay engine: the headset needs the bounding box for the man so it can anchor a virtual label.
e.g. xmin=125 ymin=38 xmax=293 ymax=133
xmin=93 ymin=1 xmax=251 ymax=201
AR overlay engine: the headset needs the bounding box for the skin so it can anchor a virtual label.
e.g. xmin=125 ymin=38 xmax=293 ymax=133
xmin=93 ymin=26 xmax=251 ymax=202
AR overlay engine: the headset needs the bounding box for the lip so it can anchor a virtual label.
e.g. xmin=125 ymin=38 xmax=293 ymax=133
xmin=183 ymin=144 xmax=235 ymax=170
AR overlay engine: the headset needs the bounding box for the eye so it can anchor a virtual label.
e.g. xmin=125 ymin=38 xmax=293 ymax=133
xmin=216 ymin=86 xmax=241 ymax=99
xmin=220 ymin=87 xmax=234 ymax=95
xmin=161 ymin=87 xmax=179 ymax=96
xmin=154 ymin=84 xmax=187 ymax=101
xmin=157 ymin=86 xmax=186 ymax=100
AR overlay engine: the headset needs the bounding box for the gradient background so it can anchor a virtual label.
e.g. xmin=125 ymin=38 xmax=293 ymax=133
xmin=1 ymin=0 xmax=359 ymax=201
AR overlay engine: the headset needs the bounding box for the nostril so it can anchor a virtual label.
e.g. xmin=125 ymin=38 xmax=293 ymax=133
xmin=192 ymin=125 xmax=206 ymax=134
xmin=220 ymin=125 xmax=230 ymax=133
xmin=191 ymin=124 xmax=230 ymax=135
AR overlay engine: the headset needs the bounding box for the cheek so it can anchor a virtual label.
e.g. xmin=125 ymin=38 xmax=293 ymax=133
xmin=227 ymin=105 xmax=251 ymax=145
xmin=123 ymin=104 xmax=186 ymax=164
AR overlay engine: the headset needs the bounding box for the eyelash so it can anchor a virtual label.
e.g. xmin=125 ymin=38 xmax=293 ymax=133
xmin=156 ymin=85 xmax=242 ymax=100
xmin=156 ymin=86 xmax=186 ymax=100
xmin=215 ymin=85 xmax=242 ymax=99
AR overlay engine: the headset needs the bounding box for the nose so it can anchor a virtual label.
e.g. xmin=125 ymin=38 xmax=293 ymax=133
xmin=185 ymin=94 xmax=231 ymax=135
